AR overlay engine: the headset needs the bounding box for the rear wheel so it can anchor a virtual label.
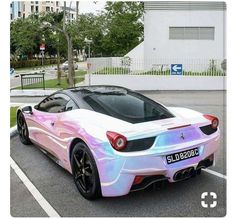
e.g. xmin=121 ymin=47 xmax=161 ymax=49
xmin=17 ymin=112 xmax=32 ymax=145
xmin=71 ymin=142 xmax=101 ymax=200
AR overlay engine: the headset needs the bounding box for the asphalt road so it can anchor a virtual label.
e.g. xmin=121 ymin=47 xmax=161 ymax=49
xmin=10 ymin=91 xmax=226 ymax=217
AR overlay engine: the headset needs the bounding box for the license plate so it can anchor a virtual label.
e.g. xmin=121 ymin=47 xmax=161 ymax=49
xmin=166 ymin=148 xmax=199 ymax=164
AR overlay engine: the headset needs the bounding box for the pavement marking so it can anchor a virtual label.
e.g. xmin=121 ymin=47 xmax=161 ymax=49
xmin=10 ymin=157 xmax=60 ymax=217
xmin=202 ymin=168 xmax=226 ymax=180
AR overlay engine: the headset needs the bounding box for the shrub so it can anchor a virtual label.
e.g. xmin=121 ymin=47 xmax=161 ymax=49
xmin=10 ymin=58 xmax=64 ymax=69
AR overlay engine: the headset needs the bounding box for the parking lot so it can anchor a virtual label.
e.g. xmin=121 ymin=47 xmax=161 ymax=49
xmin=10 ymin=90 xmax=226 ymax=217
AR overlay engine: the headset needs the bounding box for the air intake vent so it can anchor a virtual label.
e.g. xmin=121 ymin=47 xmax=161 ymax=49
xmin=124 ymin=137 xmax=156 ymax=152
xmin=200 ymin=125 xmax=217 ymax=135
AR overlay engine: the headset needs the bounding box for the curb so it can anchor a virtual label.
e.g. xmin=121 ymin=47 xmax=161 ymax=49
xmin=10 ymin=126 xmax=17 ymax=138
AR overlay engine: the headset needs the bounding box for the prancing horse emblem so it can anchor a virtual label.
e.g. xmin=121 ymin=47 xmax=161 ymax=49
xmin=180 ymin=133 xmax=185 ymax=140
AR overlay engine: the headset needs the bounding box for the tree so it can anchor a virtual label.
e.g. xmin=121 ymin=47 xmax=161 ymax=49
xmin=72 ymin=13 xmax=106 ymax=57
xmin=102 ymin=1 xmax=144 ymax=56
xmin=10 ymin=1 xmax=144 ymax=68
xmin=10 ymin=16 xmax=41 ymax=59
xmin=40 ymin=2 xmax=79 ymax=87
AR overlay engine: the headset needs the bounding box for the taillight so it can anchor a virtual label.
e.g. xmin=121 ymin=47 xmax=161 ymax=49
xmin=106 ymin=131 xmax=127 ymax=151
xmin=203 ymin=114 xmax=219 ymax=129
xmin=133 ymin=176 xmax=144 ymax=185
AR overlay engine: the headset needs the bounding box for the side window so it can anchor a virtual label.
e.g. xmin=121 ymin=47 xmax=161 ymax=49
xmin=65 ymin=99 xmax=78 ymax=111
xmin=37 ymin=93 xmax=75 ymax=113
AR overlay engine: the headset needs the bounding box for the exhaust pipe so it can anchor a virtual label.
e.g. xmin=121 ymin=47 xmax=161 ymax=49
xmin=175 ymin=172 xmax=183 ymax=181
xmin=182 ymin=169 xmax=189 ymax=178
xmin=174 ymin=167 xmax=196 ymax=181
xmin=189 ymin=167 xmax=195 ymax=177
xmin=196 ymin=168 xmax=201 ymax=175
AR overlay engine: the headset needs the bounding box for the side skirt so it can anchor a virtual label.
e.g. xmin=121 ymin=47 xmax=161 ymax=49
xmin=30 ymin=139 xmax=66 ymax=170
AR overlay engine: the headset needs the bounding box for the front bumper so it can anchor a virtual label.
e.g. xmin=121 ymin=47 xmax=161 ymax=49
xmin=96 ymin=133 xmax=220 ymax=197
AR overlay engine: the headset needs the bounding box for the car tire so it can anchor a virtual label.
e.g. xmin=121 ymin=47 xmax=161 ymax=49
xmin=71 ymin=142 xmax=102 ymax=200
xmin=17 ymin=112 xmax=32 ymax=145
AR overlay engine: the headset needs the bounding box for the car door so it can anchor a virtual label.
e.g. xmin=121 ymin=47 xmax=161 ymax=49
xmin=29 ymin=93 xmax=78 ymax=161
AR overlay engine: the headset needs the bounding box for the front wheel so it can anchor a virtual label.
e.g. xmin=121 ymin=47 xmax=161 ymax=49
xmin=71 ymin=142 xmax=101 ymax=200
xmin=17 ymin=112 xmax=32 ymax=145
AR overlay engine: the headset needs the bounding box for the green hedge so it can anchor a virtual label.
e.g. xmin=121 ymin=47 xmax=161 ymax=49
xmin=10 ymin=59 xmax=64 ymax=69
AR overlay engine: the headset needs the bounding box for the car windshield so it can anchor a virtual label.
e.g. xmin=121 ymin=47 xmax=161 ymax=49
xmin=75 ymin=89 xmax=174 ymax=123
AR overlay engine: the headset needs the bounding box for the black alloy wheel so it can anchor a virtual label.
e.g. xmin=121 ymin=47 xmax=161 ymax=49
xmin=17 ymin=112 xmax=32 ymax=145
xmin=71 ymin=142 xmax=101 ymax=200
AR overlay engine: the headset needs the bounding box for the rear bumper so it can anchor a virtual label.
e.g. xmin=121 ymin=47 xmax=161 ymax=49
xmin=97 ymin=134 xmax=220 ymax=197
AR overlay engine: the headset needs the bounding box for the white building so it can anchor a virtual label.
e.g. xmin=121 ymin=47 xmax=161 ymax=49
xmin=60 ymin=6 xmax=77 ymax=22
xmin=126 ymin=1 xmax=226 ymax=71
xmin=10 ymin=1 xmax=61 ymax=21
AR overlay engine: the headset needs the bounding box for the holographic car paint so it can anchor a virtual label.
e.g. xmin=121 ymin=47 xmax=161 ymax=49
xmin=19 ymin=105 xmax=220 ymax=197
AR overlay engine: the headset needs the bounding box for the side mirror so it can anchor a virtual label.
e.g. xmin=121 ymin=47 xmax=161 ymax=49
xmin=22 ymin=106 xmax=33 ymax=115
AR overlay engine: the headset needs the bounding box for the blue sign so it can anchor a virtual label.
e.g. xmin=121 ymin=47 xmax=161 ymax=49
xmin=171 ymin=64 xmax=183 ymax=75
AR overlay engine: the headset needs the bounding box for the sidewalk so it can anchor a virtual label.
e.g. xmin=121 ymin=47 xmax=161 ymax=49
xmin=15 ymin=65 xmax=57 ymax=74
xmin=10 ymin=80 xmax=86 ymax=97
xmin=10 ymin=89 xmax=59 ymax=97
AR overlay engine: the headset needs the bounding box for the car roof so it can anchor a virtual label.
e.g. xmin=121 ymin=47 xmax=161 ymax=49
xmin=57 ymin=85 xmax=131 ymax=110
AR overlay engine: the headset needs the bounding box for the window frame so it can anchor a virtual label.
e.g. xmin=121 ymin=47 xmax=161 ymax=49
xmin=82 ymin=91 xmax=175 ymax=124
xmin=169 ymin=26 xmax=215 ymax=40
xmin=35 ymin=92 xmax=79 ymax=113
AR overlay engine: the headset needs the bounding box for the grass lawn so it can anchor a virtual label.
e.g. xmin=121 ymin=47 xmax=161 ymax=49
xmin=10 ymin=107 xmax=18 ymax=127
xmin=14 ymin=70 xmax=87 ymax=89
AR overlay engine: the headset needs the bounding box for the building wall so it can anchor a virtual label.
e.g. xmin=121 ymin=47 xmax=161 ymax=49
xmin=10 ymin=1 xmax=22 ymax=20
xmin=10 ymin=1 xmax=61 ymax=21
xmin=126 ymin=41 xmax=144 ymax=60
xmin=22 ymin=1 xmax=60 ymax=18
xmin=144 ymin=2 xmax=226 ymax=61
xmin=144 ymin=10 xmax=226 ymax=60
xmin=86 ymin=74 xmax=226 ymax=91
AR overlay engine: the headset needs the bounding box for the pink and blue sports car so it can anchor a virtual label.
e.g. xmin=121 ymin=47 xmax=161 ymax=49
xmin=17 ymin=86 xmax=220 ymax=199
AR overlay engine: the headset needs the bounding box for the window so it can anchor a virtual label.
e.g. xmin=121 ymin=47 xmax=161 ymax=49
xmin=46 ymin=6 xmax=50 ymax=11
xmin=18 ymin=11 xmax=21 ymax=17
xmin=36 ymin=93 xmax=78 ymax=113
xmin=35 ymin=1 xmax=39 ymax=4
xmin=80 ymin=91 xmax=174 ymax=123
xmin=65 ymin=100 xmax=78 ymax=111
xmin=31 ymin=6 xmax=34 ymax=12
xmin=169 ymin=27 xmax=215 ymax=40
xmin=169 ymin=27 xmax=184 ymax=39
xmin=56 ymin=1 xmax=59 ymax=7
xmin=10 ymin=14 xmax=13 ymax=20
xmin=199 ymin=27 xmax=215 ymax=40
xmin=51 ymin=7 xmax=53 ymax=12
xmin=35 ymin=6 xmax=38 ymax=12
